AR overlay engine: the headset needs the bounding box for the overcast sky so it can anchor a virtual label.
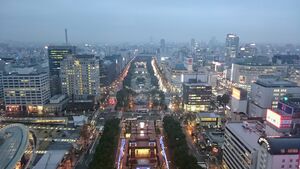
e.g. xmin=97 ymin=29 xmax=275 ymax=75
xmin=0 ymin=0 xmax=299 ymax=44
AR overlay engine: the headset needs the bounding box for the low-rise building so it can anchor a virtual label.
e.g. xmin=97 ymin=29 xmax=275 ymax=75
xmin=44 ymin=94 xmax=69 ymax=113
xmin=121 ymin=120 xmax=164 ymax=169
xmin=195 ymin=112 xmax=222 ymax=128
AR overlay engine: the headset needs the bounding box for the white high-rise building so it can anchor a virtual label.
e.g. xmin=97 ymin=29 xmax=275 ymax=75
xmin=60 ymin=54 xmax=100 ymax=100
xmin=2 ymin=68 xmax=50 ymax=114
xmin=249 ymin=76 xmax=300 ymax=117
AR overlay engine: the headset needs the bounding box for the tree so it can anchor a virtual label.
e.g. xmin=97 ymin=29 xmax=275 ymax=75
xmin=217 ymin=94 xmax=230 ymax=107
xmin=89 ymin=119 xmax=120 ymax=169
xmin=163 ymin=116 xmax=202 ymax=169
xmin=221 ymin=94 xmax=230 ymax=107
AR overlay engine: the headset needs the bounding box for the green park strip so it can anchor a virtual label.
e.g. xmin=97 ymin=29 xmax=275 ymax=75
xmin=89 ymin=118 xmax=120 ymax=169
xmin=163 ymin=116 xmax=202 ymax=169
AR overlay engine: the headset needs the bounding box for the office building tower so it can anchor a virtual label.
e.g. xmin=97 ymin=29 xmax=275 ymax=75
xmin=2 ymin=68 xmax=50 ymax=114
xmin=48 ymin=46 xmax=76 ymax=96
xmin=60 ymin=54 xmax=100 ymax=100
xmin=225 ymin=34 xmax=239 ymax=59
xmin=182 ymin=83 xmax=212 ymax=112
xmin=249 ymin=76 xmax=300 ymax=117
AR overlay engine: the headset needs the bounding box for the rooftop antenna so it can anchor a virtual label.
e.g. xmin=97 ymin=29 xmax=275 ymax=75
xmin=65 ymin=28 xmax=69 ymax=44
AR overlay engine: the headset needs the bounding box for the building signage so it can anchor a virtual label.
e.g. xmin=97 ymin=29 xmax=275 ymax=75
xmin=266 ymin=109 xmax=292 ymax=129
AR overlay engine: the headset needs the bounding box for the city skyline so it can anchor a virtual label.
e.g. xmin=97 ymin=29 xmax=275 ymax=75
xmin=0 ymin=0 xmax=300 ymax=44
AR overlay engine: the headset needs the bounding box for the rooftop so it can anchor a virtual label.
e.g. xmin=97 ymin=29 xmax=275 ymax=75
xmin=226 ymin=121 xmax=264 ymax=150
xmin=0 ymin=124 xmax=29 ymax=169
xmin=174 ymin=63 xmax=187 ymax=70
xmin=255 ymin=78 xmax=298 ymax=88
xmin=183 ymin=82 xmax=210 ymax=86
xmin=33 ymin=150 xmax=67 ymax=169
xmin=196 ymin=112 xmax=220 ymax=118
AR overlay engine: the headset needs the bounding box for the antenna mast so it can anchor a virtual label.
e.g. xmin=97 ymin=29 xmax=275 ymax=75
xmin=65 ymin=28 xmax=69 ymax=44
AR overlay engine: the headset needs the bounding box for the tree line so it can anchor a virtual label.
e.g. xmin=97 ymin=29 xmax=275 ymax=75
xmin=89 ymin=118 xmax=120 ymax=169
xmin=163 ymin=116 xmax=202 ymax=169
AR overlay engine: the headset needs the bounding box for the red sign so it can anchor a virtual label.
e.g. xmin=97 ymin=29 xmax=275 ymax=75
xmin=108 ymin=98 xmax=117 ymax=105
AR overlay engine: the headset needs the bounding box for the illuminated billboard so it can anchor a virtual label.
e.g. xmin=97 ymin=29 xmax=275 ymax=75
xmin=266 ymin=109 xmax=292 ymax=129
xmin=277 ymin=101 xmax=294 ymax=115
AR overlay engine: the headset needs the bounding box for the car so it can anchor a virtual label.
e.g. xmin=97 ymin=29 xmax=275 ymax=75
xmin=197 ymin=162 xmax=207 ymax=168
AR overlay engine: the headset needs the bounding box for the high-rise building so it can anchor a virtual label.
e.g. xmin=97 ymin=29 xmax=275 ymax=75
xmin=239 ymin=43 xmax=257 ymax=58
xmin=225 ymin=34 xmax=239 ymax=59
xmin=191 ymin=38 xmax=196 ymax=52
xmin=160 ymin=38 xmax=166 ymax=54
xmin=249 ymin=76 xmax=300 ymax=117
xmin=60 ymin=54 xmax=100 ymax=100
xmin=2 ymin=68 xmax=50 ymax=114
xmin=48 ymin=46 xmax=76 ymax=96
xmin=182 ymin=83 xmax=212 ymax=112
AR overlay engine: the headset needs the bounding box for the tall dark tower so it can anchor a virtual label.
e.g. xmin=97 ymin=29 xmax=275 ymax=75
xmin=48 ymin=46 xmax=76 ymax=96
xmin=65 ymin=29 xmax=68 ymax=44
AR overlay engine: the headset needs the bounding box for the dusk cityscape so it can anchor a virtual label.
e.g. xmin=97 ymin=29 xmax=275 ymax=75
xmin=0 ymin=1 xmax=300 ymax=169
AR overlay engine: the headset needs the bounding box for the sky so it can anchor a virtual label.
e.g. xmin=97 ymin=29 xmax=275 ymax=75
xmin=0 ymin=0 xmax=300 ymax=44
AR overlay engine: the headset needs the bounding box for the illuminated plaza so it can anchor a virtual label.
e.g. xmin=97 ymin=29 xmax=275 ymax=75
xmin=116 ymin=120 xmax=169 ymax=169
